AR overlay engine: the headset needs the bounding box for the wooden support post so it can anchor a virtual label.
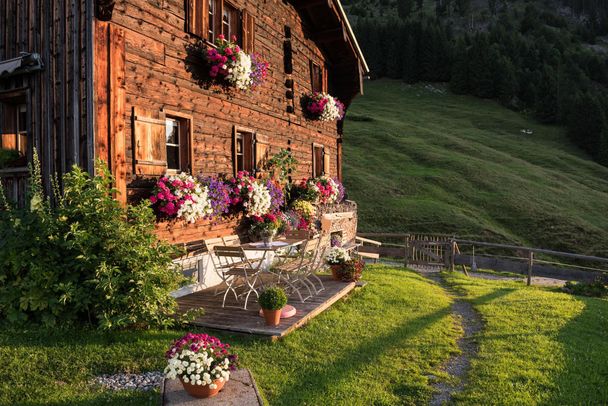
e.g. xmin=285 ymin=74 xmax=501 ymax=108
xmin=527 ymin=250 xmax=534 ymax=286
xmin=404 ymin=234 xmax=410 ymax=267
xmin=450 ymin=240 xmax=456 ymax=272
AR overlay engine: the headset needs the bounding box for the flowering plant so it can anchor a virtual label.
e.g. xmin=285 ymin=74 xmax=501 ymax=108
xmin=164 ymin=333 xmax=238 ymax=388
xmin=304 ymin=92 xmax=345 ymax=121
xmin=206 ymin=35 xmax=269 ymax=91
xmin=249 ymin=213 xmax=282 ymax=235
xmin=292 ymin=199 xmax=316 ymax=220
xmin=266 ymin=179 xmax=284 ymax=214
xmin=150 ymin=173 xmax=212 ymax=222
xmin=326 ymin=247 xmax=351 ymax=265
xmin=228 ymin=171 xmax=271 ymax=217
xmin=333 ymin=258 xmax=365 ymax=282
xmin=281 ymin=209 xmax=312 ymax=231
xmin=199 ymin=176 xmax=232 ymax=219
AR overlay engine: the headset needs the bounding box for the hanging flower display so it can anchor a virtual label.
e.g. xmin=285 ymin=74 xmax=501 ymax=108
xmin=206 ymin=35 xmax=269 ymax=91
xmin=199 ymin=176 xmax=232 ymax=218
xmin=150 ymin=173 xmax=212 ymax=223
xmin=304 ymin=92 xmax=345 ymax=121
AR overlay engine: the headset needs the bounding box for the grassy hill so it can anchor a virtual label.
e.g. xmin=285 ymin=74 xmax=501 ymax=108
xmin=343 ymin=79 xmax=608 ymax=256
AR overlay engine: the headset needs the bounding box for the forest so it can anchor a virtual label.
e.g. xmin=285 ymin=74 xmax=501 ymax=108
xmin=346 ymin=0 xmax=608 ymax=165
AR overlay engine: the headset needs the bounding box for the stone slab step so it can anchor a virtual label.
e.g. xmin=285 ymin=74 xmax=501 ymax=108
xmin=162 ymin=369 xmax=263 ymax=406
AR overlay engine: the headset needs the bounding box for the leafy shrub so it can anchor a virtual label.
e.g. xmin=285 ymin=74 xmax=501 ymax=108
xmin=0 ymin=156 xmax=189 ymax=329
xmin=562 ymin=280 xmax=608 ymax=298
xmin=258 ymin=287 xmax=287 ymax=310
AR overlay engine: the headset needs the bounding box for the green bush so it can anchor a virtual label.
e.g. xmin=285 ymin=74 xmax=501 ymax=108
xmin=258 ymin=286 xmax=287 ymax=310
xmin=563 ymin=280 xmax=608 ymax=298
xmin=0 ymin=155 xmax=188 ymax=329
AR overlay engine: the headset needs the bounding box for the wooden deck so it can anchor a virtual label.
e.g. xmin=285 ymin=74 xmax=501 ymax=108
xmin=176 ymin=276 xmax=356 ymax=340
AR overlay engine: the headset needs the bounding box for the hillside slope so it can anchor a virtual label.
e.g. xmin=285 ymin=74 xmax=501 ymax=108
xmin=343 ymin=79 xmax=608 ymax=256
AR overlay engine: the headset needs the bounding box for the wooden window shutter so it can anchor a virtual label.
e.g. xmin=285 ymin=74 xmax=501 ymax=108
xmin=323 ymin=147 xmax=330 ymax=176
xmin=322 ymin=66 xmax=328 ymax=93
xmin=244 ymin=131 xmax=254 ymax=173
xmin=242 ymin=11 xmax=255 ymax=53
xmin=132 ymin=107 xmax=167 ymax=176
xmin=187 ymin=0 xmax=208 ymax=38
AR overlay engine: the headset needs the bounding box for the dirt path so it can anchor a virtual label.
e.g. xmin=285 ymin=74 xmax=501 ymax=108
xmin=414 ymin=267 xmax=483 ymax=405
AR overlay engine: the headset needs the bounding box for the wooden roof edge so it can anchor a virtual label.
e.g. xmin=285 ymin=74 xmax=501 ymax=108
xmin=333 ymin=0 xmax=369 ymax=75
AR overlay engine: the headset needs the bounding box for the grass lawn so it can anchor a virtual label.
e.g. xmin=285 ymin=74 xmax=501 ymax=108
xmin=444 ymin=272 xmax=608 ymax=405
xmin=344 ymin=80 xmax=608 ymax=256
xmin=0 ymin=266 xmax=459 ymax=406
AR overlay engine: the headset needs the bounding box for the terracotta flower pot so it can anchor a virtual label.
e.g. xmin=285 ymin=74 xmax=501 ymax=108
xmin=262 ymin=308 xmax=282 ymax=326
xmin=180 ymin=378 xmax=225 ymax=398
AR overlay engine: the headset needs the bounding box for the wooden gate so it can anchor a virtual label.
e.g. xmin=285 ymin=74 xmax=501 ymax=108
xmin=406 ymin=234 xmax=453 ymax=267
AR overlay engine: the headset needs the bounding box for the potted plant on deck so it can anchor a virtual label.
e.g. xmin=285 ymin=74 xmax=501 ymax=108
xmin=164 ymin=333 xmax=238 ymax=399
xmin=325 ymin=247 xmax=351 ymax=280
xmin=259 ymin=286 xmax=288 ymax=326
xmin=250 ymin=213 xmax=282 ymax=247
xmin=333 ymin=258 xmax=365 ymax=282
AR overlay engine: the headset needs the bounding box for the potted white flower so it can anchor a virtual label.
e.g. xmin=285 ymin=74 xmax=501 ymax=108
xmin=326 ymin=247 xmax=351 ymax=281
xmin=164 ymin=333 xmax=238 ymax=398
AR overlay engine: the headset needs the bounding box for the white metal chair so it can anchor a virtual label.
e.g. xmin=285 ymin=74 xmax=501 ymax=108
xmin=213 ymin=245 xmax=262 ymax=310
xmin=273 ymin=237 xmax=320 ymax=302
xmin=222 ymin=234 xmax=241 ymax=247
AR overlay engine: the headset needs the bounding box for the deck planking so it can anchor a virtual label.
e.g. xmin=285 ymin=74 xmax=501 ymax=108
xmin=176 ymin=275 xmax=356 ymax=339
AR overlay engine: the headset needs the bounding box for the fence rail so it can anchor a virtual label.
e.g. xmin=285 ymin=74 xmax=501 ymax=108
xmin=357 ymin=232 xmax=608 ymax=284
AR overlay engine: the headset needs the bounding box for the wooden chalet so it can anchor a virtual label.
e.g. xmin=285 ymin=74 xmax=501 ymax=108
xmin=0 ymin=0 xmax=368 ymax=247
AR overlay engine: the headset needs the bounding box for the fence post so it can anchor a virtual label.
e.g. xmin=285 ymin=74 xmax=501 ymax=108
xmin=450 ymin=240 xmax=456 ymax=272
xmin=404 ymin=234 xmax=410 ymax=267
xmin=527 ymin=250 xmax=534 ymax=286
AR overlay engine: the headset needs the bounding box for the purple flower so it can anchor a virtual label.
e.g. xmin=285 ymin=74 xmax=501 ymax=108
xmin=200 ymin=176 xmax=232 ymax=218
xmin=333 ymin=178 xmax=345 ymax=203
xmin=266 ymin=179 xmax=284 ymax=214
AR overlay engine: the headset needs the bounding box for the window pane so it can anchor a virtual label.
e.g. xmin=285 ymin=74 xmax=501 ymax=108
xmin=167 ymin=145 xmax=180 ymax=170
xmin=166 ymin=119 xmax=179 ymax=145
xmin=18 ymin=105 xmax=26 ymax=132
xmin=208 ymin=0 xmax=214 ymax=41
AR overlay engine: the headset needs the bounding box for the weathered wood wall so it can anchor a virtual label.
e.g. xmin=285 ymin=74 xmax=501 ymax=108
xmin=95 ymin=0 xmax=360 ymax=241
xmin=0 ymin=0 xmax=93 ymax=200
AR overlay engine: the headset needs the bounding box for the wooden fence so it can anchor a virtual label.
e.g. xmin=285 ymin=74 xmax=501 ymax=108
xmin=357 ymin=232 xmax=608 ymax=284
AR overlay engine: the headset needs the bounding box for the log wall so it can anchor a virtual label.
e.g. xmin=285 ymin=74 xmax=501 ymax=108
xmin=0 ymin=0 xmax=93 ymax=200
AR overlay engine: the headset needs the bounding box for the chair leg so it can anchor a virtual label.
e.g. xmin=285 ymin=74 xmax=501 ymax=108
xmin=310 ymin=273 xmax=325 ymax=293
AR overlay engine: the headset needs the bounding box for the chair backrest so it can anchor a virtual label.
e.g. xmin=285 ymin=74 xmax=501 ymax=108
xmin=213 ymin=245 xmax=248 ymax=269
xmin=203 ymin=237 xmax=224 ymax=252
xmin=313 ymin=233 xmax=331 ymax=269
xmin=222 ymin=235 xmax=241 ymax=247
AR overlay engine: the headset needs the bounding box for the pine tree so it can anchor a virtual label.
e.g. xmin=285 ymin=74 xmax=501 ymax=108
xmin=450 ymin=40 xmax=469 ymax=94
xmin=397 ymin=0 xmax=415 ymax=19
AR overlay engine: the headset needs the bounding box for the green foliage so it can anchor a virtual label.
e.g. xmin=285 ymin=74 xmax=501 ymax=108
xmin=0 ymin=157 xmax=186 ymax=330
xmin=563 ymin=280 xmax=608 ymax=297
xmin=258 ymin=286 xmax=288 ymax=310
xmin=264 ymin=148 xmax=297 ymax=185
xmin=0 ymin=148 xmax=20 ymax=169
xmin=353 ymin=3 xmax=608 ymax=165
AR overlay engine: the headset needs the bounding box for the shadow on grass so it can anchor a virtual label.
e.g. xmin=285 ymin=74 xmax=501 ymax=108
xmin=269 ymin=288 xmax=512 ymax=405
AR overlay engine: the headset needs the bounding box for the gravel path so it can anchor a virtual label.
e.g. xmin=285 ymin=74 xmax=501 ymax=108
xmin=93 ymin=371 xmax=164 ymax=392
xmin=413 ymin=267 xmax=482 ymax=405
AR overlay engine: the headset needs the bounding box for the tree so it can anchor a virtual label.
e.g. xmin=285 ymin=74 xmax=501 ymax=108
xmin=398 ymin=0 xmax=415 ymax=19
xmin=450 ymin=40 xmax=469 ymax=94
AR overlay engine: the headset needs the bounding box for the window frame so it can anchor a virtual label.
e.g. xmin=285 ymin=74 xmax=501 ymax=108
xmin=233 ymin=126 xmax=256 ymax=176
xmin=163 ymin=110 xmax=193 ymax=174
xmin=0 ymin=88 xmax=30 ymax=172
xmin=312 ymin=143 xmax=325 ymax=178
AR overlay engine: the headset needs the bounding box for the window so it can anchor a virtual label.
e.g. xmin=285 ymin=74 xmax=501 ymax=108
xmin=132 ymin=107 xmax=192 ymax=176
xmin=310 ymin=62 xmax=323 ymax=93
xmin=312 ymin=144 xmax=324 ymax=178
xmin=208 ymin=0 xmax=216 ymax=42
xmin=0 ymin=93 xmax=28 ymax=169
xmin=222 ymin=2 xmax=241 ymax=45
xmin=165 ymin=115 xmax=191 ymax=173
xmin=234 ymin=128 xmax=254 ymax=175
xmin=188 ymin=0 xmax=254 ymax=51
